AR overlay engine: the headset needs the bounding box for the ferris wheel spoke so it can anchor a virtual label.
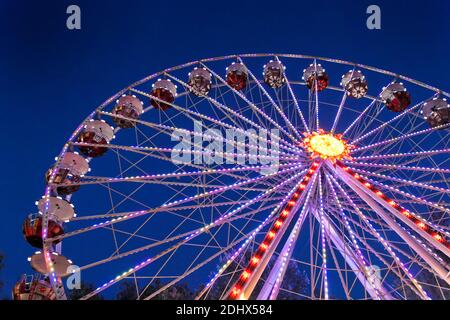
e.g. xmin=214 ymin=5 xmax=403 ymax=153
xmin=274 ymin=56 xmax=309 ymax=131
xmin=131 ymin=90 xmax=292 ymax=152
xmin=81 ymin=175 xmax=295 ymax=300
xmin=142 ymin=203 xmax=282 ymax=300
xmin=198 ymin=63 xmax=301 ymax=146
xmin=317 ymin=172 xmax=329 ymax=299
xmin=349 ymin=102 xmax=386 ymax=144
xmin=321 ymin=211 xmax=390 ymax=299
xmin=72 ymin=142 xmax=298 ymax=166
xmin=196 ymin=176 xmax=307 ymax=300
xmin=237 ymin=57 xmax=304 ymax=141
xmin=72 ymin=178 xmax=269 ymax=193
xmin=327 ymin=173 xmax=433 ymax=299
xmin=326 ymin=179 xmax=443 ymax=298
xmin=139 ymin=208 xmax=256 ymax=297
xmin=101 ymin=109 xmax=300 ymax=157
xmin=350 ymin=171 xmax=450 ymax=217
xmin=130 ymin=86 xmax=298 ymax=152
xmin=353 ymin=124 xmax=449 ymax=154
xmin=343 ymin=223 xmax=431 ymax=299
xmin=228 ymin=163 xmax=320 ymax=300
xmin=257 ymin=186 xmax=312 ymax=300
xmin=102 ymin=201 xmax=283 ymax=271
xmin=330 ymin=83 xmax=349 ymax=133
xmin=53 ymin=166 xmax=306 ymax=243
xmin=333 ymin=208 xmax=439 ymax=278
xmin=329 ymin=164 xmax=450 ymax=283
xmin=344 ymin=161 xmax=450 ymax=175
xmin=161 ymin=73 xmax=275 ymax=142
xmin=352 ymin=96 xmax=436 ymax=144
xmin=342 ymin=99 xmax=379 ymax=137
xmin=64 ymin=163 xmax=298 ymax=188
xmin=141 ymin=192 xmax=279 ymax=299
xmin=106 ymin=132 xmax=285 ymax=191
xmin=324 ymin=173 xmax=393 ymax=299
xmin=313 ymin=61 xmax=321 ymax=131
xmin=337 ymin=164 xmax=450 ymax=250
xmin=349 ymin=167 xmax=450 ymax=195
xmin=352 ymin=148 xmax=450 ymax=161
xmin=80 ymin=207 xmax=275 ymax=299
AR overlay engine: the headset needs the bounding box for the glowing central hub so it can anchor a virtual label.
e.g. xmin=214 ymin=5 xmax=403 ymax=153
xmin=310 ymin=134 xmax=345 ymax=157
xmin=302 ymin=129 xmax=353 ymax=161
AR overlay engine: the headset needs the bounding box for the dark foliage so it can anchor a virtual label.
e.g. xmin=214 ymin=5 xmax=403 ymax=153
xmin=68 ymin=282 xmax=104 ymax=300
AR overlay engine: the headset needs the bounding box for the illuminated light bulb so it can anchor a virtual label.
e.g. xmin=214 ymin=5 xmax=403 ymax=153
xmin=388 ymin=200 xmax=397 ymax=206
xmin=260 ymin=243 xmax=268 ymax=250
xmin=268 ymin=231 xmax=275 ymax=239
xmin=417 ymin=222 xmax=426 ymax=229
xmin=288 ymin=201 xmax=295 ymax=206
xmin=299 ymin=184 xmax=306 ymax=190
xmin=251 ymin=256 xmax=260 ymax=265
xmin=401 ymin=210 xmax=411 ymax=217
xmin=376 ymin=191 xmax=383 ymax=196
xmin=281 ymin=210 xmax=289 ymax=217
xmin=241 ymin=270 xmax=251 ymax=280
xmin=231 ymin=287 xmax=241 ymax=296
xmin=433 ymin=234 xmax=443 ymax=242
xmin=275 ymin=220 xmax=283 ymax=228
xmin=364 ymin=182 xmax=371 ymax=187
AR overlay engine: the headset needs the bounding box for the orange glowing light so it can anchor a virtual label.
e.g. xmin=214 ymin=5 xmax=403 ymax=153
xmin=434 ymin=234 xmax=443 ymax=241
xmin=231 ymin=287 xmax=241 ymax=296
xmin=401 ymin=210 xmax=411 ymax=217
xmin=417 ymin=222 xmax=426 ymax=229
xmin=302 ymin=129 xmax=353 ymax=162
xmin=388 ymin=200 xmax=397 ymax=206
xmin=251 ymin=256 xmax=260 ymax=264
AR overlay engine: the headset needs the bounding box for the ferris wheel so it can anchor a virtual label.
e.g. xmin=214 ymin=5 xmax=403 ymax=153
xmin=14 ymin=54 xmax=450 ymax=300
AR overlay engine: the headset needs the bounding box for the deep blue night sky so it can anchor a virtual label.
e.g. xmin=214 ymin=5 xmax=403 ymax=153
xmin=0 ymin=0 xmax=448 ymax=298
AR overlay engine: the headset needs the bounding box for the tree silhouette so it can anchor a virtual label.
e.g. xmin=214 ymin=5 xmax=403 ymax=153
xmin=68 ymin=282 xmax=104 ymax=300
xmin=116 ymin=279 xmax=195 ymax=300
